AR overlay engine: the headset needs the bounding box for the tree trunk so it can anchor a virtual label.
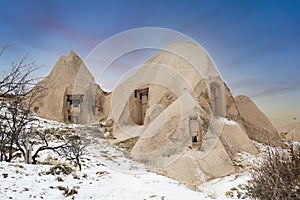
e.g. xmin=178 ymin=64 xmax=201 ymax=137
xmin=8 ymin=140 xmax=13 ymax=162
xmin=76 ymin=157 xmax=81 ymax=171
xmin=24 ymin=137 xmax=32 ymax=164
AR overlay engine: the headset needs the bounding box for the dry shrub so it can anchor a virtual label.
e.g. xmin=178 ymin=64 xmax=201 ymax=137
xmin=57 ymin=186 xmax=78 ymax=197
xmin=247 ymin=144 xmax=300 ymax=200
xmin=47 ymin=164 xmax=73 ymax=175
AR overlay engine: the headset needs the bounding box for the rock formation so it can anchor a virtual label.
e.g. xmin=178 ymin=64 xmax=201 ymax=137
xmin=32 ymin=51 xmax=109 ymax=123
xmin=110 ymin=42 xmax=261 ymax=187
xmin=233 ymin=95 xmax=283 ymax=147
xmin=277 ymin=121 xmax=300 ymax=142
xmin=33 ymin=42 xmax=283 ymax=188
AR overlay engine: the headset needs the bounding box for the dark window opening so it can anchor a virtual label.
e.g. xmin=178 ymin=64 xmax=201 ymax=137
xmin=192 ymin=136 xmax=198 ymax=143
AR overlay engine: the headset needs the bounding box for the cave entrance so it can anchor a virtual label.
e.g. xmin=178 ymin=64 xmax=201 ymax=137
xmin=131 ymin=88 xmax=149 ymax=125
xmin=66 ymin=94 xmax=84 ymax=124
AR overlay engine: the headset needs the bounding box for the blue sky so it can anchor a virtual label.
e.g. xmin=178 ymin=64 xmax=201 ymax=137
xmin=0 ymin=0 xmax=299 ymax=125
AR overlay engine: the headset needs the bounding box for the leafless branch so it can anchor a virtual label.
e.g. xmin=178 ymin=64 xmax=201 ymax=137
xmin=56 ymin=135 xmax=88 ymax=171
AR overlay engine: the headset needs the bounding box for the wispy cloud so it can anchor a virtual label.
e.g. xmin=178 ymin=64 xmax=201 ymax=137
xmin=230 ymin=75 xmax=300 ymax=99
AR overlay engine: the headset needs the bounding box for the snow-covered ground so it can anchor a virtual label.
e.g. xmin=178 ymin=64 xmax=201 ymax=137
xmin=0 ymin=119 xmax=212 ymax=200
xmin=0 ymin=156 xmax=210 ymax=200
xmin=0 ymin=117 xmax=276 ymax=200
xmin=199 ymin=172 xmax=251 ymax=199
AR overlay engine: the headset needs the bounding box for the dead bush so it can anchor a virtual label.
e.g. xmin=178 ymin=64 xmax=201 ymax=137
xmin=247 ymin=144 xmax=300 ymax=200
xmin=56 ymin=176 xmax=64 ymax=182
xmin=47 ymin=164 xmax=73 ymax=175
xmin=57 ymin=186 xmax=78 ymax=197
xmin=57 ymin=186 xmax=69 ymax=194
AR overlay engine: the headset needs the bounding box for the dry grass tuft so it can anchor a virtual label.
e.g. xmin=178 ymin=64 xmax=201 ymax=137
xmin=247 ymin=143 xmax=300 ymax=200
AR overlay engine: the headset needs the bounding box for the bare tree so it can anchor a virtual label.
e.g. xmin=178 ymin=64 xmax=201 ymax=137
xmin=0 ymin=46 xmax=10 ymax=160
xmin=57 ymin=135 xmax=88 ymax=171
xmin=0 ymin=123 xmax=9 ymax=161
xmin=0 ymin=46 xmax=45 ymax=162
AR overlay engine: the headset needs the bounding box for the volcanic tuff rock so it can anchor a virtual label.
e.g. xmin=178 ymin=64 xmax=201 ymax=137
xmin=233 ymin=95 xmax=283 ymax=147
xmin=112 ymin=42 xmax=259 ymax=185
xmin=32 ymin=42 xmax=283 ymax=187
xmin=33 ymin=51 xmax=108 ymax=123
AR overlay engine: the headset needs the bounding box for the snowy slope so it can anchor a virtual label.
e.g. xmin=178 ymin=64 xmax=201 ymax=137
xmin=0 ymin=119 xmax=211 ymax=200
xmin=1 ymin=117 xmax=284 ymax=200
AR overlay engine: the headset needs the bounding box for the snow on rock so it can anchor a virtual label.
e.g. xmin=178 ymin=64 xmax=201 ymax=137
xmin=216 ymin=117 xmax=237 ymax=126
